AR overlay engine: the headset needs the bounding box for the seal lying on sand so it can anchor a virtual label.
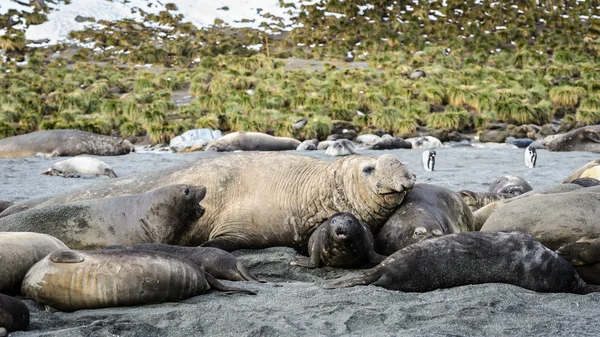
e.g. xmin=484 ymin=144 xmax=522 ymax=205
xmin=571 ymin=177 xmax=600 ymax=187
xmin=480 ymin=190 xmax=600 ymax=284
xmin=2 ymin=153 xmax=416 ymax=252
xmin=0 ymin=130 xmax=134 ymax=158
xmin=458 ymin=190 xmax=513 ymax=212
xmin=43 ymin=156 xmax=118 ymax=178
xmin=405 ymin=136 xmax=442 ymax=149
xmin=296 ymin=139 xmax=319 ymax=151
xmin=326 ymin=231 xmax=590 ymax=294
xmin=367 ymin=135 xmax=412 ymax=150
xmin=0 ymin=185 xmax=206 ymax=250
xmin=325 ymin=139 xmax=356 ymax=157
xmin=0 ymin=294 xmax=29 ymax=334
xmin=22 ymin=249 xmax=255 ymax=312
xmin=375 ymin=184 xmax=474 ymax=255
xmin=290 ymin=212 xmax=385 ymax=268
xmin=0 ymin=232 xmax=68 ymax=294
xmin=543 ymin=125 xmax=600 ymax=153
xmin=489 ymin=175 xmax=532 ymax=196
xmin=205 ymin=132 xmax=300 ymax=152
xmin=105 ymin=243 xmax=263 ymax=283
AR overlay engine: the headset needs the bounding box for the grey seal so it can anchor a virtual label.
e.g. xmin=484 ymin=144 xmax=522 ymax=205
xmin=489 ymin=175 xmax=532 ymax=196
xmin=325 ymin=139 xmax=356 ymax=157
xmin=42 ymin=156 xmax=117 ymax=178
xmin=205 ymin=131 xmax=300 ymax=152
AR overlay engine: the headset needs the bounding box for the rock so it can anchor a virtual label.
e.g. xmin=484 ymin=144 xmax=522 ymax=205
xmin=327 ymin=130 xmax=357 ymax=141
xmin=27 ymin=38 xmax=50 ymax=44
xmin=170 ymin=129 xmax=222 ymax=152
xmin=429 ymin=104 xmax=446 ymax=113
xmin=486 ymin=123 xmax=508 ymax=131
xmin=74 ymin=15 xmax=94 ymax=23
xmin=539 ymin=124 xmax=557 ymax=136
xmin=507 ymin=125 xmax=528 ymax=139
xmin=479 ymin=130 xmax=508 ymax=143
xmin=331 ymin=121 xmax=358 ymax=135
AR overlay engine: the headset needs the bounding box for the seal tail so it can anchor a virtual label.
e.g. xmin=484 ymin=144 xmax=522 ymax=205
xmin=322 ymin=270 xmax=382 ymax=289
xmin=205 ymin=272 xmax=257 ymax=295
xmin=106 ymin=169 xmax=118 ymax=178
xmin=236 ymin=261 xmax=266 ymax=283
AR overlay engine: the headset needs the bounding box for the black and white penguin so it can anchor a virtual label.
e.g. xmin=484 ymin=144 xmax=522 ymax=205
xmin=422 ymin=150 xmax=436 ymax=171
xmin=524 ymin=146 xmax=537 ymax=169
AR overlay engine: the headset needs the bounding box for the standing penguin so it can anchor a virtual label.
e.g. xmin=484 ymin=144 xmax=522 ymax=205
xmin=524 ymin=146 xmax=537 ymax=169
xmin=422 ymin=150 xmax=436 ymax=171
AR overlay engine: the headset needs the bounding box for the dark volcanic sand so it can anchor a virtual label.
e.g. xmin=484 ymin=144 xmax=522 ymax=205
xmin=3 ymin=145 xmax=600 ymax=337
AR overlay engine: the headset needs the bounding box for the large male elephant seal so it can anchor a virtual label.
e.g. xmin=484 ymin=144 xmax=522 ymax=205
xmin=1 ymin=153 xmax=416 ymax=252
xmin=0 ymin=294 xmax=29 ymax=334
xmin=374 ymin=184 xmax=474 ymax=255
xmin=43 ymin=156 xmax=118 ymax=178
xmin=290 ymin=212 xmax=385 ymax=268
xmin=21 ymin=249 xmax=255 ymax=312
xmin=458 ymin=190 xmax=513 ymax=212
xmin=543 ymin=125 xmax=600 ymax=153
xmin=105 ymin=243 xmax=263 ymax=283
xmin=0 ymin=185 xmax=207 ymax=250
xmin=489 ymin=175 xmax=532 ymax=196
xmin=480 ymin=190 xmax=600 ymax=284
xmin=205 ymin=131 xmax=300 ymax=152
xmin=562 ymin=159 xmax=600 ymax=183
xmin=327 ymin=231 xmax=591 ymax=294
xmin=0 ymin=130 xmax=134 ymax=158
xmin=0 ymin=232 xmax=68 ymax=294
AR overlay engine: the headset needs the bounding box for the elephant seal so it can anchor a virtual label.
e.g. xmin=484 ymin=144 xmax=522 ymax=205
xmin=571 ymin=177 xmax=600 ymax=187
xmin=296 ymin=139 xmax=319 ymax=151
xmin=0 ymin=232 xmax=69 ymax=294
xmin=0 ymin=201 xmax=13 ymax=214
xmin=368 ymin=135 xmax=412 ymax=150
xmin=405 ymin=136 xmax=442 ymax=149
xmin=0 ymin=184 xmax=207 ymax=250
xmin=325 ymin=139 xmax=356 ymax=157
xmin=21 ymin=249 xmax=255 ymax=312
xmin=458 ymin=190 xmax=513 ymax=212
xmin=327 ymin=231 xmax=590 ymax=294
xmin=563 ymin=159 xmax=600 ymax=183
xmin=317 ymin=140 xmax=333 ymax=150
xmin=0 ymin=130 xmax=134 ymax=158
xmin=356 ymin=134 xmax=381 ymax=147
xmin=543 ymin=125 xmax=600 ymax=153
xmin=43 ymin=156 xmax=117 ymax=178
xmin=105 ymin=243 xmax=263 ymax=283
xmin=489 ymin=175 xmax=532 ymax=196
xmin=4 ymin=153 xmax=416 ymax=252
xmin=375 ymin=184 xmax=474 ymax=255
xmin=290 ymin=212 xmax=385 ymax=268
xmin=0 ymin=294 xmax=29 ymax=334
xmin=205 ymin=131 xmax=300 ymax=152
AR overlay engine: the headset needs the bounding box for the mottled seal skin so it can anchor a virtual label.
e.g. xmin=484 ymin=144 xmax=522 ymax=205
xmin=43 ymin=156 xmax=117 ymax=178
xmin=571 ymin=177 xmax=600 ymax=187
xmin=488 ymin=175 xmax=532 ymax=196
xmin=296 ymin=139 xmax=319 ymax=151
xmin=458 ymin=190 xmax=513 ymax=212
xmin=0 ymin=130 xmax=134 ymax=158
xmin=2 ymin=153 xmax=416 ymax=252
xmin=405 ymin=136 xmax=442 ymax=149
xmin=105 ymin=243 xmax=264 ymax=283
xmin=0 ymin=232 xmax=69 ymax=294
xmin=0 ymin=185 xmax=207 ymax=250
xmin=327 ymin=231 xmax=589 ymax=294
xmin=0 ymin=294 xmax=29 ymax=333
xmin=325 ymin=139 xmax=356 ymax=157
xmin=205 ymin=131 xmax=300 ymax=152
xmin=290 ymin=212 xmax=386 ymax=268
xmin=543 ymin=125 xmax=600 ymax=153
xmin=375 ymin=184 xmax=474 ymax=255
xmin=21 ymin=249 xmax=255 ymax=312
xmin=562 ymin=159 xmax=600 ymax=183
xmin=0 ymin=201 xmax=13 ymax=214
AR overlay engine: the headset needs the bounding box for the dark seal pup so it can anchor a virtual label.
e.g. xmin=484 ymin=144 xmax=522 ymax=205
xmin=327 ymin=231 xmax=590 ymax=294
xmin=290 ymin=212 xmax=386 ymax=268
xmin=0 ymin=294 xmax=29 ymax=334
xmin=0 ymin=129 xmax=134 ymax=158
xmin=489 ymin=175 xmax=532 ymax=196
xmin=21 ymin=249 xmax=255 ymax=312
xmin=105 ymin=243 xmax=264 ymax=283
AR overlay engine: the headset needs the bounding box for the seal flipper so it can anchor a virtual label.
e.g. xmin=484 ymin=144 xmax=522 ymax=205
xmin=204 ymin=272 xmax=256 ymax=295
xmin=236 ymin=261 xmax=266 ymax=283
xmin=556 ymin=239 xmax=600 ymax=265
xmin=49 ymin=250 xmax=85 ymax=263
xmin=201 ymin=237 xmax=247 ymax=252
xmin=323 ymin=270 xmax=382 ymax=289
xmin=290 ymin=238 xmax=321 ymax=268
xmin=367 ymin=250 xmax=387 ymax=264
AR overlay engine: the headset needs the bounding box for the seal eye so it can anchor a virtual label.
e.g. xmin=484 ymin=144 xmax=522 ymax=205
xmin=184 ymin=188 xmax=190 ymax=196
xmin=362 ymin=166 xmax=375 ymax=174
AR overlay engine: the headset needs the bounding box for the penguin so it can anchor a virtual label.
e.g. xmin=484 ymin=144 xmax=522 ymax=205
xmin=524 ymin=146 xmax=537 ymax=169
xmin=422 ymin=150 xmax=436 ymax=171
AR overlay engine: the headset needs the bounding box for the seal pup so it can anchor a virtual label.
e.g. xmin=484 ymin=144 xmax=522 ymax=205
xmin=205 ymin=131 xmax=300 ymax=152
xmin=326 ymin=231 xmax=589 ymax=294
xmin=290 ymin=212 xmax=386 ymax=268
xmin=105 ymin=243 xmax=264 ymax=283
xmin=375 ymin=184 xmax=474 ymax=255
xmin=422 ymin=150 xmax=436 ymax=171
xmin=524 ymin=146 xmax=537 ymax=169
xmin=458 ymin=190 xmax=513 ymax=212
xmin=356 ymin=134 xmax=381 ymax=147
xmin=489 ymin=175 xmax=532 ymax=196
xmin=0 ymin=185 xmax=207 ymax=250
xmin=405 ymin=136 xmax=442 ymax=149
xmin=43 ymin=156 xmax=117 ymax=178
xmin=0 ymin=129 xmax=134 ymax=158
xmin=409 ymin=69 xmax=426 ymax=80
xmin=296 ymin=139 xmax=319 ymax=151
xmin=21 ymin=249 xmax=255 ymax=312
xmin=369 ymin=135 xmax=412 ymax=150
xmin=325 ymin=139 xmax=356 ymax=157
xmin=0 ymin=232 xmax=69 ymax=294
xmin=0 ymin=294 xmax=29 ymax=334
